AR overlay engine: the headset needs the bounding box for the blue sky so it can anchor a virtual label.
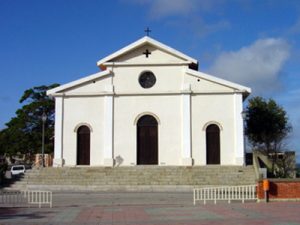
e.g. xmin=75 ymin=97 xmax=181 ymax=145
xmin=1 ymin=0 xmax=300 ymax=160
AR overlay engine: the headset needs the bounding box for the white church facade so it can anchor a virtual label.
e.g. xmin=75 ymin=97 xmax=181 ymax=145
xmin=47 ymin=36 xmax=251 ymax=167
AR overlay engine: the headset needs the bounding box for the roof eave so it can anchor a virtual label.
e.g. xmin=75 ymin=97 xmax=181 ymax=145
xmin=47 ymin=70 xmax=112 ymax=96
xmin=185 ymin=68 xmax=252 ymax=95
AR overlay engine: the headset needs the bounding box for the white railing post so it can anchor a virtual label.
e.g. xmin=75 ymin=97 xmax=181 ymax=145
xmin=214 ymin=189 xmax=216 ymax=204
xmin=193 ymin=189 xmax=196 ymax=205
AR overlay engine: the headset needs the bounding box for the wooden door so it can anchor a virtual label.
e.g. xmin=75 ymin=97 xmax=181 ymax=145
xmin=77 ymin=125 xmax=90 ymax=165
xmin=206 ymin=124 xmax=220 ymax=165
xmin=137 ymin=115 xmax=158 ymax=165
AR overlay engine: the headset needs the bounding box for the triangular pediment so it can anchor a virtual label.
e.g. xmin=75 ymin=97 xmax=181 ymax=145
xmin=97 ymin=36 xmax=198 ymax=68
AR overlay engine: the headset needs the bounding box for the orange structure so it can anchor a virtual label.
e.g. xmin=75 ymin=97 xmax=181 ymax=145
xmin=263 ymin=179 xmax=270 ymax=191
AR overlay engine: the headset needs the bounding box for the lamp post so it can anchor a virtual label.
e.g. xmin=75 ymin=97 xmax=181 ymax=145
xmin=41 ymin=112 xmax=47 ymax=167
xmin=241 ymin=110 xmax=247 ymax=166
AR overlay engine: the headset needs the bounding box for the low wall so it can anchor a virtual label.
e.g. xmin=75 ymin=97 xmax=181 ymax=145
xmin=257 ymin=179 xmax=300 ymax=201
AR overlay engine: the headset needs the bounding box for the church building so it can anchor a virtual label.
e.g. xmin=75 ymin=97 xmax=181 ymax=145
xmin=47 ymin=36 xmax=251 ymax=167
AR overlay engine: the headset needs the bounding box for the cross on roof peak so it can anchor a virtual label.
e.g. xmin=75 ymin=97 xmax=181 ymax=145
xmin=144 ymin=27 xmax=151 ymax=36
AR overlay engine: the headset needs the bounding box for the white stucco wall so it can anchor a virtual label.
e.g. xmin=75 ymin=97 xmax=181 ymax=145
xmin=110 ymin=65 xmax=184 ymax=94
xmin=55 ymin=74 xmax=244 ymax=166
xmin=114 ymin=95 xmax=182 ymax=166
xmin=62 ymin=96 xmax=105 ymax=166
xmin=191 ymin=94 xmax=236 ymax=165
xmin=59 ymin=91 xmax=241 ymax=166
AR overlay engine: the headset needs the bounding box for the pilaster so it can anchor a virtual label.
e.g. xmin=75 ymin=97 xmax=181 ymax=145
xmin=103 ymin=85 xmax=114 ymax=167
xmin=181 ymin=83 xmax=193 ymax=165
xmin=53 ymin=96 xmax=64 ymax=167
xmin=234 ymin=93 xmax=245 ymax=165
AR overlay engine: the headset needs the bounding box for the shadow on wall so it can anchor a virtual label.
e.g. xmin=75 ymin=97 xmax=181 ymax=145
xmin=115 ymin=155 xmax=124 ymax=167
xmin=269 ymin=182 xmax=278 ymax=196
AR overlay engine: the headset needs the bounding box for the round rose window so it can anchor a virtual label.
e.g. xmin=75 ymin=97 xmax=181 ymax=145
xmin=139 ymin=71 xmax=156 ymax=88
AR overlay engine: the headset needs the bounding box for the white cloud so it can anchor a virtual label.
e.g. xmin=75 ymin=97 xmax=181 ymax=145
xmin=123 ymin=0 xmax=229 ymax=37
xmin=149 ymin=0 xmax=197 ymax=18
xmin=166 ymin=16 xmax=230 ymax=38
xmin=124 ymin=0 xmax=224 ymax=19
xmin=208 ymin=38 xmax=290 ymax=94
xmin=196 ymin=19 xmax=230 ymax=37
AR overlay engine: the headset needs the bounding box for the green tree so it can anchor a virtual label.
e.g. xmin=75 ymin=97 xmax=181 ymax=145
xmin=245 ymin=96 xmax=292 ymax=177
xmin=0 ymin=84 xmax=59 ymax=160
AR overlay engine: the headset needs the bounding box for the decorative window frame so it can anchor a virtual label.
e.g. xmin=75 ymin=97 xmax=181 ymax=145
xmin=202 ymin=121 xmax=223 ymax=131
xmin=74 ymin=123 xmax=93 ymax=132
xmin=134 ymin=112 xmax=161 ymax=125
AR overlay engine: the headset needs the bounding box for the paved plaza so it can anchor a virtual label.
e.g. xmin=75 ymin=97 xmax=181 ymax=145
xmin=1 ymin=192 xmax=300 ymax=225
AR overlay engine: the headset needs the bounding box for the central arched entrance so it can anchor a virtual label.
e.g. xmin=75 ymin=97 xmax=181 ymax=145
xmin=137 ymin=115 xmax=158 ymax=165
xmin=77 ymin=125 xmax=90 ymax=165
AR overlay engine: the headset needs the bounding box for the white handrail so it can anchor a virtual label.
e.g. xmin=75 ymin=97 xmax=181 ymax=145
xmin=193 ymin=185 xmax=257 ymax=205
xmin=0 ymin=191 xmax=27 ymax=206
xmin=0 ymin=190 xmax=52 ymax=208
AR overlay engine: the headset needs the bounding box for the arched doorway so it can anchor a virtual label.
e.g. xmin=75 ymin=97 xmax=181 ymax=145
xmin=77 ymin=125 xmax=90 ymax=165
xmin=206 ymin=124 xmax=220 ymax=165
xmin=137 ymin=115 xmax=158 ymax=165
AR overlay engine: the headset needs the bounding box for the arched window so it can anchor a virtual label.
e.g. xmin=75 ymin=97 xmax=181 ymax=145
xmin=77 ymin=125 xmax=90 ymax=165
xmin=206 ymin=124 xmax=220 ymax=165
xmin=137 ymin=115 xmax=158 ymax=165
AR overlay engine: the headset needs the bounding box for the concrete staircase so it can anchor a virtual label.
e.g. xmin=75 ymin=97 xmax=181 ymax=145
xmin=6 ymin=166 xmax=256 ymax=192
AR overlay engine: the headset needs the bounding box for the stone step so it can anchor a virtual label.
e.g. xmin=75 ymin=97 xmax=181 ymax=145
xmin=5 ymin=166 xmax=256 ymax=192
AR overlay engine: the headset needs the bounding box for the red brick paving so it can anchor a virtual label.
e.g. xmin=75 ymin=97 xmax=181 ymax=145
xmin=1 ymin=194 xmax=300 ymax=225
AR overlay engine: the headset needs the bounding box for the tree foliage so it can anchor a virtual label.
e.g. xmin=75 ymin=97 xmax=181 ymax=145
xmin=245 ymin=96 xmax=291 ymax=153
xmin=245 ymin=96 xmax=293 ymax=177
xmin=0 ymin=84 xmax=59 ymax=157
